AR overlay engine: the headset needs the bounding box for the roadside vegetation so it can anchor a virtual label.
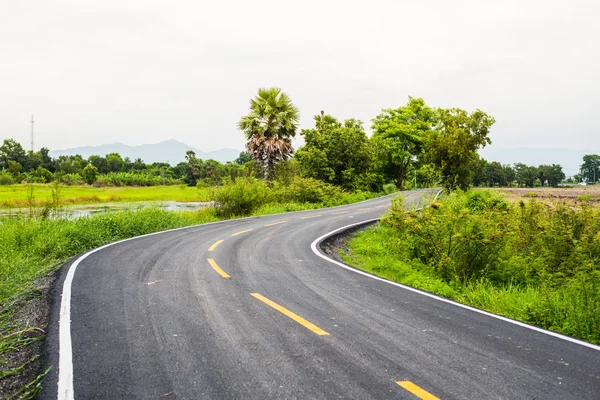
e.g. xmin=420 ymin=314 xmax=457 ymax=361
xmin=343 ymin=190 xmax=600 ymax=344
xmin=0 ymin=184 xmax=210 ymax=209
xmin=0 ymin=179 xmax=381 ymax=398
xmin=2 ymin=86 xmax=598 ymax=396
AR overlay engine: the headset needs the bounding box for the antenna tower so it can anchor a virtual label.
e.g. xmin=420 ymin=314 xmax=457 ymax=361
xmin=30 ymin=115 xmax=34 ymax=151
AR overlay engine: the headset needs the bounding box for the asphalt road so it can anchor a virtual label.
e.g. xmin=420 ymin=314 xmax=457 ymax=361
xmin=41 ymin=189 xmax=600 ymax=399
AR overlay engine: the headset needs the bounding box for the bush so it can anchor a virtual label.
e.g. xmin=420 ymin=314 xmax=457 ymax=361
xmin=212 ymin=177 xmax=272 ymax=217
xmin=376 ymin=190 xmax=600 ymax=342
xmin=0 ymin=170 xmax=15 ymax=185
xmin=383 ymin=183 xmax=396 ymax=194
xmin=58 ymin=173 xmax=85 ymax=185
xmin=277 ymin=177 xmax=345 ymax=204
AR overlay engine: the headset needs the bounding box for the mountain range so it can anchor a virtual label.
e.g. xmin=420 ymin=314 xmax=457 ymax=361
xmin=49 ymin=140 xmax=242 ymax=164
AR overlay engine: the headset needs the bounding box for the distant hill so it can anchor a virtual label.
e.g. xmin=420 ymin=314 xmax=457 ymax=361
xmin=478 ymin=147 xmax=600 ymax=177
xmin=49 ymin=139 xmax=242 ymax=164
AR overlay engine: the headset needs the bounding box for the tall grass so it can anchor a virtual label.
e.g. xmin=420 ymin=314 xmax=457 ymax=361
xmin=0 ymin=208 xmax=218 ymax=302
xmin=0 ymin=184 xmax=210 ymax=208
xmin=343 ymin=190 xmax=600 ymax=343
xmin=0 ymin=181 xmax=386 ymax=397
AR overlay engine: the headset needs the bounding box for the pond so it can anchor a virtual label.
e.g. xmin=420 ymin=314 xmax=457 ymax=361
xmin=0 ymin=201 xmax=212 ymax=220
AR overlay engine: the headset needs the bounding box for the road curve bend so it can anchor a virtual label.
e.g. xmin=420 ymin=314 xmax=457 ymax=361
xmin=41 ymin=189 xmax=600 ymax=399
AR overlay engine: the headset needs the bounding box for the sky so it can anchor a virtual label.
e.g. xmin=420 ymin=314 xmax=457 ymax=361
xmin=1 ymin=0 xmax=598 ymax=153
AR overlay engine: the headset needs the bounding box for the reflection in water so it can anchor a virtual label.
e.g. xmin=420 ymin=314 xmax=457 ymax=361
xmin=0 ymin=201 xmax=211 ymax=220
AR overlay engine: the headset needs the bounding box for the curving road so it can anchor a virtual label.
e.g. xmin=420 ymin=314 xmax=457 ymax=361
xmin=41 ymin=189 xmax=600 ymax=399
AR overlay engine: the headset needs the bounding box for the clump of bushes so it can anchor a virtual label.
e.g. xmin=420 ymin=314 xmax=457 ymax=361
xmin=58 ymin=173 xmax=86 ymax=185
xmin=94 ymin=172 xmax=182 ymax=187
xmin=382 ymin=183 xmax=397 ymax=195
xmin=211 ymin=177 xmax=272 ymax=217
xmin=379 ymin=190 xmax=600 ymax=342
xmin=277 ymin=177 xmax=345 ymax=204
xmin=211 ymin=176 xmax=379 ymax=217
xmin=0 ymin=170 xmax=15 ymax=185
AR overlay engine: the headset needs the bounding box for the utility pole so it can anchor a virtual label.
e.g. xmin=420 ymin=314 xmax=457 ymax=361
xmin=30 ymin=115 xmax=34 ymax=152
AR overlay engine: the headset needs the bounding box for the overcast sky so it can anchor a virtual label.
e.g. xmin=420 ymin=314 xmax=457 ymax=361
xmin=1 ymin=0 xmax=598 ymax=153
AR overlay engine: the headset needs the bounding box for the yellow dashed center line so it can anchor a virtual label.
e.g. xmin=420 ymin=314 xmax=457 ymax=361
xmin=231 ymin=229 xmax=254 ymax=236
xmin=207 ymin=258 xmax=231 ymax=278
xmin=250 ymin=293 xmax=329 ymax=336
xmin=208 ymin=240 xmax=224 ymax=251
xmin=396 ymin=381 xmax=439 ymax=400
xmin=265 ymin=220 xmax=288 ymax=227
xmin=358 ymin=208 xmax=372 ymax=211
xmin=332 ymin=211 xmax=349 ymax=215
xmin=300 ymin=215 xmax=322 ymax=220
xmin=375 ymin=205 xmax=387 ymax=208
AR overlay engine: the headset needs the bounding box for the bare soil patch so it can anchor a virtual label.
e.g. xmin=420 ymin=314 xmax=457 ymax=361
xmin=487 ymin=186 xmax=600 ymax=203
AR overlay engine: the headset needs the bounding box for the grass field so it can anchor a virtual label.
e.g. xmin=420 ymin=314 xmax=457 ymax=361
xmin=0 ymin=184 xmax=210 ymax=208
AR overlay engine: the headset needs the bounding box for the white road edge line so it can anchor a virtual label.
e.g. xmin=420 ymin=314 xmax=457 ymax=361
xmin=57 ymin=224 xmax=208 ymax=400
xmin=309 ymin=219 xmax=600 ymax=352
xmin=56 ymin=191 xmax=417 ymax=400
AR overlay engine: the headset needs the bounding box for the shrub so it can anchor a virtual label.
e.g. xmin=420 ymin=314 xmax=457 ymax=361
xmin=0 ymin=170 xmax=15 ymax=185
xmin=383 ymin=183 xmax=396 ymax=195
xmin=58 ymin=173 xmax=85 ymax=185
xmin=82 ymin=165 xmax=99 ymax=185
xmin=377 ymin=190 xmax=600 ymax=342
xmin=277 ymin=177 xmax=345 ymax=204
xmin=211 ymin=177 xmax=272 ymax=217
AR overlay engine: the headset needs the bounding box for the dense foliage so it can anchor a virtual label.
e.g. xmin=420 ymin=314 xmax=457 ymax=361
xmin=356 ymin=191 xmax=600 ymax=343
xmin=295 ymin=115 xmax=373 ymax=190
xmin=238 ymin=88 xmax=299 ymax=181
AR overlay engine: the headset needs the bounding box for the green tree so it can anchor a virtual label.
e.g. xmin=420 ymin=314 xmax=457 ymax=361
xmin=106 ymin=153 xmax=124 ymax=172
xmin=33 ymin=166 xmax=53 ymax=183
xmin=7 ymin=160 xmax=22 ymax=176
xmin=183 ymin=150 xmax=202 ymax=185
xmin=56 ymin=155 xmax=87 ymax=175
xmin=426 ymin=108 xmax=495 ymax=191
xmin=471 ymin=157 xmax=488 ymax=187
xmin=24 ymin=150 xmax=42 ymax=172
xmin=514 ymin=163 xmax=538 ymax=188
xmin=538 ymin=164 xmax=565 ymax=187
xmin=132 ymin=158 xmax=146 ymax=171
xmin=580 ymin=154 xmax=600 ymax=184
xmin=238 ymin=87 xmax=299 ymax=181
xmin=234 ymin=151 xmax=252 ymax=165
xmin=0 ymin=139 xmax=27 ymax=170
xmin=295 ymin=114 xmax=372 ymax=189
xmin=371 ymin=97 xmax=435 ymax=190
xmin=88 ymin=155 xmax=109 ymax=173
xmin=81 ymin=165 xmax=99 ymax=184
xmin=485 ymin=161 xmax=509 ymax=187
xmin=39 ymin=147 xmax=56 ymax=172
xmin=502 ymin=164 xmax=515 ymax=187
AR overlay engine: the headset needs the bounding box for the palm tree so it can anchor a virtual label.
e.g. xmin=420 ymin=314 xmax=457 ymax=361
xmin=238 ymin=87 xmax=299 ymax=181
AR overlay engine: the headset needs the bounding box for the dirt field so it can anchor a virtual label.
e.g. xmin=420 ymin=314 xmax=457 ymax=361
xmin=487 ymin=186 xmax=600 ymax=203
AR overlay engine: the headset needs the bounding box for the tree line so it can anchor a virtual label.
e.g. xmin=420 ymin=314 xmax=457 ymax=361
xmin=0 ymin=138 xmax=254 ymax=186
xmin=1 ymin=88 xmax=595 ymax=190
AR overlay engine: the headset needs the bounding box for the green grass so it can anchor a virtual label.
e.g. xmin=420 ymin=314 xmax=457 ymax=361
xmin=0 ymin=184 xmax=210 ymax=208
xmin=342 ymin=192 xmax=600 ymax=344
xmin=0 ymin=188 xmax=388 ymax=398
xmin=0 ymin=207 xmax=219 ymax=398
